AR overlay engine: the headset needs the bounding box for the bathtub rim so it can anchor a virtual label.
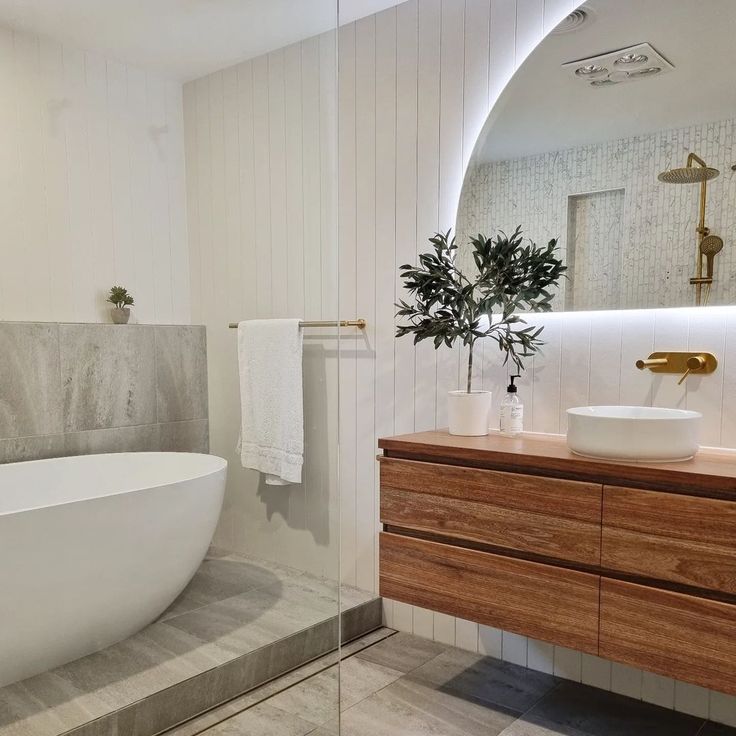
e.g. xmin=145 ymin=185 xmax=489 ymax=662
xmin=0 ymin=451 xmax=227 ymax=517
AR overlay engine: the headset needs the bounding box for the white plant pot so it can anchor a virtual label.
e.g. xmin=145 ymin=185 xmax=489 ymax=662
xmin=447 ymin=390 xmax=492 ymax=436
xmin=110 ymin=307 xmax=131 ymax=324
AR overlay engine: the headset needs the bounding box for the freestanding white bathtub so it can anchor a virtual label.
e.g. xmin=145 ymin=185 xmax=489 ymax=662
xmin=0 ymin=452 xmax=227 ymax=688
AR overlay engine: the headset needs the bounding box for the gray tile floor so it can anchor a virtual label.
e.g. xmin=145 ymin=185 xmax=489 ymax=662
xmin=0 ymin=549 xmax=374 ymax=736
xmin=178 ymin=631 xmax=736 ymax=736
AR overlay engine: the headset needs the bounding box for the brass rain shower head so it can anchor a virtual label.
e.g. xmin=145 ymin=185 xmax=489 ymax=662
xmin=659 ymin=152 xmax=720 ymax=184
xmin=658 ymin=166 xmax=720 ymax=184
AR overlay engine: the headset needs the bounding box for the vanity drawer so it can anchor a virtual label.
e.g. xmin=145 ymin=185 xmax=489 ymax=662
xmin=600 ymin=578 xmax=736 ymax=695
xmin=380 ymin=457 xmax=601 ymax=564
xmin=602 ymin=486 xmax=736 ymax=593
xmin=379 ymin=532 xmax=600 ymax=653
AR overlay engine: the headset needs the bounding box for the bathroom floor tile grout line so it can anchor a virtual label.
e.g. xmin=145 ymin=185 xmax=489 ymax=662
xmin=159 ymin=628 xmax=398 ymax=736
xmin=509 ymin=678 xmax=566 ymax=727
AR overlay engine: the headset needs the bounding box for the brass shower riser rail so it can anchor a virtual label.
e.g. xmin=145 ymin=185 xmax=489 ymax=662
xmin=228 ymin=319 xmax=367 ymax=329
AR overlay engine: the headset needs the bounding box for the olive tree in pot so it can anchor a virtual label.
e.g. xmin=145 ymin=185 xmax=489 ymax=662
xmin=396 ymin=228 xmax=565 ymax=436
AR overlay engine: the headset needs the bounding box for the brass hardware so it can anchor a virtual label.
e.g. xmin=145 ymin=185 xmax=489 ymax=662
xmin=678 ymin=355 xmax=707 ymax=385
xmin=635 ymin=357 xmax=669 ymax=370
xmin=636 ymin=351 xmax=718 ymax=382
xmin=228 ymin=319 xmax=367 ymax=329
xmin=658 ymin=153 xmax=723 ymax=306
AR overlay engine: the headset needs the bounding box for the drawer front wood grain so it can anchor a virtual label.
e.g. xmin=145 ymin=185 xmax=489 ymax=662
xmin=600 ymin=578 xmax=736 ymax=695
xmin=380 ymin=458 xmax=602 ymax=564
xmin=602 ymin=486 xmax=736 ymax=593
xmin=379 ymin=532 xmax=600 ymax=653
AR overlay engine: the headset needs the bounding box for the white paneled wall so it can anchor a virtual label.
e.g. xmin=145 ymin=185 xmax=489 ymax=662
xmin=184 ymin=32 xmax=341 ymax=579
xmin=0 ymin=26 xmax=190 ymax=324
xmin=184 ymin=0 xmax=736 ymax=725
xmin=337 ymin=0 xmax=736 ymax=726
xmin=336 ymin=0 xmax=574 ymax=588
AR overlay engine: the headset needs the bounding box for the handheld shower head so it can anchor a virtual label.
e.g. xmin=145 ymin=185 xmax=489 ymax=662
xmin=701 ymin=234 xmax=724 ymax=277
xmin=701 ymin=234 xmax=724 ymax=255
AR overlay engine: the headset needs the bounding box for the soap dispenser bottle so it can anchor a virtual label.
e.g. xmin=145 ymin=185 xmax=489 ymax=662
xmin=500 ymin=375 xmax=523 ymax=437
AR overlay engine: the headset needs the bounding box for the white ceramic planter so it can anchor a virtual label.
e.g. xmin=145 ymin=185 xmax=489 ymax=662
xmin=447 ymin=390 xmax=492 ymax=436
xmin=111 ymin=307 xmax=131 ymax=324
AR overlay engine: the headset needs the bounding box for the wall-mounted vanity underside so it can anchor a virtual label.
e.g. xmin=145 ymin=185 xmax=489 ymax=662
xmin=378 ymin=431 xmax=736 ymax=695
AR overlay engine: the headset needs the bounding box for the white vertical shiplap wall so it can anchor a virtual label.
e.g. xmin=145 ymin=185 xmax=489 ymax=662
xmin=184 ymin=0 xmax=736 ymax=725
xmin=0 ymin=26 xmax=190 ymax=324
xmin=337 ymin=0 xmax=736 ymax=726
xmin=184 ymin=32 xmax=341 ymax=579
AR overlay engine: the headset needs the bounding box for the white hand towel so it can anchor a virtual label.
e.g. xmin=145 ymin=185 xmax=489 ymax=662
xmin=237 ymin=319 xmax=304 ymax=485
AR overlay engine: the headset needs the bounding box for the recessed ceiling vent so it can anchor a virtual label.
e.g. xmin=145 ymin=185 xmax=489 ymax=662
xmin=562 ymin=43 xmax=675 ymax=88
xmin=551 ymin=8 xmax=590 ymax=35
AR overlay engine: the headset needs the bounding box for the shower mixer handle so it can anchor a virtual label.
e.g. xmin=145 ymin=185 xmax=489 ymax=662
xmin=678 ymin=355 xmax=708 ymax=385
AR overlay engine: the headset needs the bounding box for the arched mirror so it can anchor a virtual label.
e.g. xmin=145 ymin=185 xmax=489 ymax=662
xmin=456 ymin=0 xmax=736 ymax=311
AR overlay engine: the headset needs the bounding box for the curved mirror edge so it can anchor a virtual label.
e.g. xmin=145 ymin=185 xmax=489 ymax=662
xmin=455 ymin=0 xmax=736 ymax=312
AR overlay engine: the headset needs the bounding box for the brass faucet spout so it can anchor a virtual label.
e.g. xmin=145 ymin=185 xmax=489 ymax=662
xmin=636 ymin=358 xmax=668 ymax=370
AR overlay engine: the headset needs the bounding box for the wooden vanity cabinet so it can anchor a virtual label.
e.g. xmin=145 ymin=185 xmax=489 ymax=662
xmin=380 ymin=532 xmax=600 ymax=653
xmin=599 ymin=579 xmax=736 ymax=694
xmin=380 ymin=457 xmax=602 ymax=564
xmin=378 ymin=431 xmax=736 ymax=696
xmin=601 ymin=485 xmax=736 ymax=594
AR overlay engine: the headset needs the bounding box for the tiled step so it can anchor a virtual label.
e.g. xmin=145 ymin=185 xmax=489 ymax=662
xmin=0 ymin=551 xmax=380 ymax=736
xmin=65 ymin=597 xmax=381 ymax=736
xmin=161 ymin=628 xmax=396 ymax=736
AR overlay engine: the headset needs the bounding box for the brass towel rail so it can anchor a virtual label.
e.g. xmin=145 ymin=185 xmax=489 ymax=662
xmin=228 ymin=319 xmax=366 ymax=329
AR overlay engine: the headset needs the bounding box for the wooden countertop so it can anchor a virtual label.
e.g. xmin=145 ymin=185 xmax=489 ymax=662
xmin=378 ymin=430 xmax=736 ymax=498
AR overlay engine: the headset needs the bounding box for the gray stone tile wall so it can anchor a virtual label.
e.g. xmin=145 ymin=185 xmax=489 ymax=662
xmin=0 ymin=322 xmax=209 ymax=463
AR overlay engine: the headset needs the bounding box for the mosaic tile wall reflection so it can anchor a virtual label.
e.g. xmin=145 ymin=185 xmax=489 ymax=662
xmin=457 ymin=117 xmax=736 ymax=310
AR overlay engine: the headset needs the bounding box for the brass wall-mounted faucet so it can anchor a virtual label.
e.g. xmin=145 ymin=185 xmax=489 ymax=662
xmin=636 ymin=351 xmax=718 ymax=384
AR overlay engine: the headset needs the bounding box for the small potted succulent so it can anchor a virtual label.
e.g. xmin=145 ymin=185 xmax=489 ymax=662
xmin=396 ymin=227 xmax=565 ymax=436
xmin=107 ymin=286 xmax=135 ymax=324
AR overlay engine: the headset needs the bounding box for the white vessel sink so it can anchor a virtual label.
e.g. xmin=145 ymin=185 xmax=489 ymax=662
xmin=566 ymin=406 xmax=702 ymax=462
